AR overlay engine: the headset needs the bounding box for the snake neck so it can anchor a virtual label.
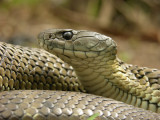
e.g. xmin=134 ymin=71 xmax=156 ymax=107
xmin=69 ymin=54 xmax=149 ymax=102
xmin=77 ymin=61 xmax=128 ymax=92
xmin=69 ymin=53 xmax=130 ymax=95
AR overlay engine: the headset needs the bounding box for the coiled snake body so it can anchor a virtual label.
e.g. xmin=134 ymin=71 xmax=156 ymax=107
xmin=0 ymin=29 xmax=160 ymax=119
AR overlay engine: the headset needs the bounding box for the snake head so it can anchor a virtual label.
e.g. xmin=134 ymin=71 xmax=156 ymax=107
xmin=38 ymin=29 xmax=117 ymax=64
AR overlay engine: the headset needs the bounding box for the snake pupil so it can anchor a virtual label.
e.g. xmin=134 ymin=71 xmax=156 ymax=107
xmin=62 ymin=31 xmax=73 ymax=40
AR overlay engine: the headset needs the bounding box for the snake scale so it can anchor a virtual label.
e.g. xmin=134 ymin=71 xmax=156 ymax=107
xmin=0 ymin=29 xmax=160 ymax=120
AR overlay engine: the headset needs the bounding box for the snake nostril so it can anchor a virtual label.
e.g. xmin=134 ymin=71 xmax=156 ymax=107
xmin=49 ymin=34 xmax=52 ymax=39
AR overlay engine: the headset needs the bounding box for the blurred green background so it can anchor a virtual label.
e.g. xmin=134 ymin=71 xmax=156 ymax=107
xmin=0 ymin=0 xmax=160 ymax=68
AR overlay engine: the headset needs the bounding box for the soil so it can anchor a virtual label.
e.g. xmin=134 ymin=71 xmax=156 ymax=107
xmin=0 ymin=4 xmax=159 ymax=69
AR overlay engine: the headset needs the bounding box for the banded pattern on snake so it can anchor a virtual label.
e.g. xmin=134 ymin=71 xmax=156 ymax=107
xmin=0 ymin=29 xmax=160 ymax=120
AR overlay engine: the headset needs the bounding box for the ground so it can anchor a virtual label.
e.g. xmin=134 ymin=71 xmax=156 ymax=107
xmin=0 ymin=2 xmax=159 ymax=69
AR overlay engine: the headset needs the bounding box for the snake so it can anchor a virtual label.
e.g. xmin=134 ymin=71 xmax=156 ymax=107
xmin=0 ymin=29 xmax=159 ymax=120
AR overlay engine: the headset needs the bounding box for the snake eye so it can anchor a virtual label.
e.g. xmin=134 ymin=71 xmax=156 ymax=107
xmin=62 ymin=31 xmax=73 ymax=40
